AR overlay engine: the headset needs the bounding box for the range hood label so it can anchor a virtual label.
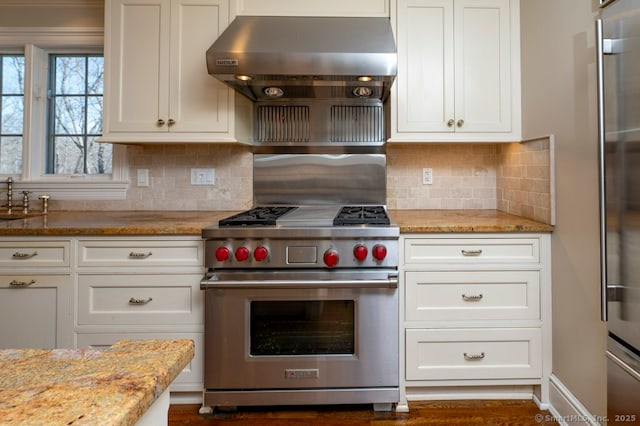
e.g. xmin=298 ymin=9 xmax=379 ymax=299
xmin=216 ymin=59 xmax=238 ymax=66
xmin=285 ymin=369 xmax=319 ymax=380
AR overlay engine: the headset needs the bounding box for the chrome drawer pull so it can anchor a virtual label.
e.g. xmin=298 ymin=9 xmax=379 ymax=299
xmin=129 ymin=251 xmax=152 ymax=259
xmin=9 ymin=279 xmax=35 ymax=287
xmin=462 ymin=293 xmax=483 ymax=302
xmin=129 ymin=297 xmax=152 ymax=305
xmin=463 ymin=352 xmax=485 ymax=361
xmin=12 ymin=251 xmax=38 ymax=259
xmin=461 ymin=249 xmax=482 ymax=257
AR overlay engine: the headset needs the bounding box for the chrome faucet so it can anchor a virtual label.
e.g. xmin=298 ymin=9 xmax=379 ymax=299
xmin=3 ymin=179 xmax=50 ymax=215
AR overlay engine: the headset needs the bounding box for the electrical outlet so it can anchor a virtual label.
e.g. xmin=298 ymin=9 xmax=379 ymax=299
xmin=190 ymin=168 xmax=215 ymax=185
xmin=136 ymin=169 xmax=149 ymax=187
xmin=422 ymin=168 xmax=433 ymax=185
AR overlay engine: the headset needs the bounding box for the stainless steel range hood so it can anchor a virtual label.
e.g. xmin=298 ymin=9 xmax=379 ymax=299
xmin=206 ymin=16 xmax=397 ymax=102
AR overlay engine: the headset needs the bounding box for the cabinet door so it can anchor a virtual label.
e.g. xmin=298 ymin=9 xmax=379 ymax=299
xmin=0 ymin=275 xmax=72 ymax=349
xmin=105 ymin=0 xmax=170 ymax=133
xmin=169 ymin=0 xmax=230 ymax=133
xmin=396 ymin=0 xmax=454 ymax=133
xmin=454 ymin=0 xmax=511 ymax=133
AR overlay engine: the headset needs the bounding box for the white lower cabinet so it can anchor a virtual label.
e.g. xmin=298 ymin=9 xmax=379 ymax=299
xmin=0 ymin=274 xmax=72 ymax=349
xmin=405 ymin=328 xmax=542 ymax=381
xmin=73 ymin=237 xmax=206 ymax=397
xmin=399 ymin=234 xmax=551 ymax=411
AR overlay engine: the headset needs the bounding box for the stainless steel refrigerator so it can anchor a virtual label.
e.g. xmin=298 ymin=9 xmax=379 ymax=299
xmin=597 ymin=0 xmax=640 ymax=422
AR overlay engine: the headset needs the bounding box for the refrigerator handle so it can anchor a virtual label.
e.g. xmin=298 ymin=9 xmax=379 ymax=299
xmin=596 ymin=18 xmax=608 ymax=322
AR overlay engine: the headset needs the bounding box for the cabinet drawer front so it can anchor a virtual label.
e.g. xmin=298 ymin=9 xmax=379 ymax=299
xmin=405 ymin=270 xmax=540 ymax=321
xmin=406 ymin=328 xmax=542 ymax=381
xmin=76 ymin=332 xmax=203 ymax=391
xmin=77 ymin=274 xmax=203 ymax=325
xmin=404 ymin=238 xmax=539 ymax=264
xmin=78 ymin=240 xmax=203 ymax=267
xmin=0 ymin=241 xmax=70 ymax=267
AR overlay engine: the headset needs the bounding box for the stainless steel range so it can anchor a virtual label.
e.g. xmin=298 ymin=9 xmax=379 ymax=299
xmin=200 ymin=156 xmax=399 ymax=413
xmin=200 ymin=13 xmax=398 ymax=413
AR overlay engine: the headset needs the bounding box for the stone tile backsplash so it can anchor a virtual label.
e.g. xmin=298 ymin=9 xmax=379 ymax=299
xmin=45 ymin=139 xmax=553 ymax=225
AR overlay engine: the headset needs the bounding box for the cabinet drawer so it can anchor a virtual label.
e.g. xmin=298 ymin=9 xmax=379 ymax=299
xmin=76 ymin=332 xmax=203 ymax=391
xmin=404 ymin=238 xmax=539 ymax=264
xmin=77 ymin=239 xmax=203 ymax=267
xmin=0 ymin=241 xmax=70 ymax=267
xmin=77 ymin=274 xmax=203 ymax=325
xmin=405 ymin=270 xmax=540 ymax=321
xmin=406 ymin=328 xmax=542 ymax=381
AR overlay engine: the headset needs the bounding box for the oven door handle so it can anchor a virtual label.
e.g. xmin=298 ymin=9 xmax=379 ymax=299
xmin=201 ymin=277 xmax=398 ymax=290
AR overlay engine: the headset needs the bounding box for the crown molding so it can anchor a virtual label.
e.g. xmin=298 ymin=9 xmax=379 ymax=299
xmin=0 ymin=27 xmax=103 ymax=47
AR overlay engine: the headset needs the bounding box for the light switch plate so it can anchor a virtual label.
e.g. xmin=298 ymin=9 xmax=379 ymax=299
xmin=191 ymin=168 xmax=215 ymax=185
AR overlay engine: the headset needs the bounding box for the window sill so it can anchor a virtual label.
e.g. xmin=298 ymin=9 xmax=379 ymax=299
xmin=14 ymin=180 xmax=129 ymax=200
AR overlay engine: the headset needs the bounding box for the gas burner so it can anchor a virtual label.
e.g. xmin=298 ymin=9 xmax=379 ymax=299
xmin=219 ymin=206 xmax=297 ymax=226
xmin=333 ymin=206 xmax=390 ymax=226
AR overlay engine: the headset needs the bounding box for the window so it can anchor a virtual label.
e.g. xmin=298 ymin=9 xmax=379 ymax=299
xmin=47 ymin=54 xmax=111 ymax=175
xmin=0 ymin=54 xmax=24 ymax=174
xmin=0 ymin=27 xmax=127 ymax=200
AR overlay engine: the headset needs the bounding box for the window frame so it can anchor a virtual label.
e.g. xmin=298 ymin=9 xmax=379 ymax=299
xmin=0 ymin=27 xmax=127 ymax=200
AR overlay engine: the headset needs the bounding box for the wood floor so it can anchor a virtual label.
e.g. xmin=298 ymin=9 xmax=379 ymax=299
xmin=169 ymin=400 xmax=559 ymax=425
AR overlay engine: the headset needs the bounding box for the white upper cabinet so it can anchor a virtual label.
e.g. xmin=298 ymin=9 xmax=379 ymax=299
xmin=232 ymin=0 xmax=390 ymax=17
xmin=391 ymin=0 xmax=521 ymax=142
xmin=102 ymin=0 xmax=249 ymax=143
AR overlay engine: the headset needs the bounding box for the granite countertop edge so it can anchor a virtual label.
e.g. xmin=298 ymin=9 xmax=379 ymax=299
xmin=0 ymin=339 xmax=195 ymax=426
xmin=0 ymin=209 xmax=554 ymax=236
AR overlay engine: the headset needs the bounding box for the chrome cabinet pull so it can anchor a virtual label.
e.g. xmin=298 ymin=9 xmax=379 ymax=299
xmin=462 ymin=293 xmax=483 ymax=302
xmin=157 ymin=119 xmax=165 ymax=126
xmin=463 ymin=352 xmax=485 ymax=361
xmin=9 ymin=279 xmax=35 ymax=287
xmin=461 ymin=249 xmax=482 ymax=257
xmin=447 ymin=119 xmax=455 ymax=127
xmin=457 ymin=119 xmax=464 ymax=127
xmin=12 ymin=251 xmax=38 ymax=259
xmin=129 ymin=297 xmax=152 ymax=305
xmin=129 ymin=251 xmax=152 ymax=259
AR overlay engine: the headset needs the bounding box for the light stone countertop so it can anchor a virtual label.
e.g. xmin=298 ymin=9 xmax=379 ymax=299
xmin=0 ymin=209 xmax=553 ymax=236
xmin=0 ymin=339 xmax=194 ymax=426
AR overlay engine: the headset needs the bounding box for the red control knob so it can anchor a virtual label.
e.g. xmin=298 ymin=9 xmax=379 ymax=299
xmin=353 ymin=244 xmax=368 ymax=262
xmin=254 ymin=246 xmax=269 ymax=262
xmin=215 ymin=246 xmax=230 ymax=262
xmin=235 ymin=246 xmax=250 ymax=262
xmin=323 ymin=249 xmax=339 ymax=268
xmin=372 ymin=244 xmax=387 ymax=261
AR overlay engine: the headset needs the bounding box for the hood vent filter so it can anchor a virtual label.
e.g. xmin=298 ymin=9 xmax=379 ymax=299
xmin=254 ymin=103 xmax=383 ymax=144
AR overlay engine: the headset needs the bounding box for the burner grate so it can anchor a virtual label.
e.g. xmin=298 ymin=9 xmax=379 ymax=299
xmin=219 ymin=206 xmax=297 ymax=226
xmin=333 ymin=206 xmax=390 ymax=226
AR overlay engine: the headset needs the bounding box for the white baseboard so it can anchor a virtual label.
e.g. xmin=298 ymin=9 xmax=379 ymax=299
xmin=548 ymin=374 xmax=601 ymax=426
xmin=405 ymin=385 xmax=536 ymax=401
xmin=169 ymin=391 xmax=202 ymax=405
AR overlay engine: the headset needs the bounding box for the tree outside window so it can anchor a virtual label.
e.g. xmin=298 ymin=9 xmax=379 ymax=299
xmin=0 ymin=54 xmax=24 ymax=174
xmin=47 ymin=54 xmax=111 ymax=175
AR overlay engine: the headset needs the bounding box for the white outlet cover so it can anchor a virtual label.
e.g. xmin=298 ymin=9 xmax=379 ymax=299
xmin=136 ymin=169 xmax=149 ymax=187
xmin=422 ymin=168 xmax=433 ymax=185
xmin=191 ymin=168 xmax=215 ymax=185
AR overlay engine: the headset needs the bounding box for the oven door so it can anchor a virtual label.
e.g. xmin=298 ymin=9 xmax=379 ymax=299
xmin=201 ymin=269 xmax=398 ymax=391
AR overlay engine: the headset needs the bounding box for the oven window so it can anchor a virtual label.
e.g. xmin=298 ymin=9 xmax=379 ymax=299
xmin=250 ymin=300 xmax=355 ymax=356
